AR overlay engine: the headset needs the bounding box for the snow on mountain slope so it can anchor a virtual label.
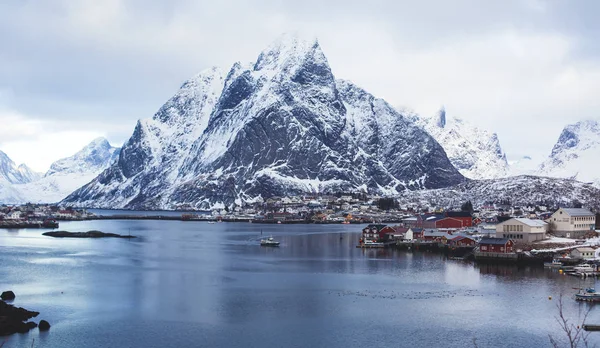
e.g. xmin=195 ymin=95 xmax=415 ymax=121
xmin=416 ymin=108 xmax=510 ymax=179
xmin=15 ymin=138 xmax=120 ymax=203
xmin=63 ymin=35 xmax=465 ymax=210
xmin=0 ymin=150 xmax=41 ymax=203
xmin=538 ymin=120 xmax=600 ymax=186
xmin=398 ymin=175 xmax=600 ymax=210
xmin=0 ymin=150 xmax=41 ymax=184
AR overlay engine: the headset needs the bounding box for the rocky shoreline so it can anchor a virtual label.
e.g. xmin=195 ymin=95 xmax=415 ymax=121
xmin=0 ymin=291 xmax=50 ymax=336
xmin=42 ymin=230 xmax=136 ymax=238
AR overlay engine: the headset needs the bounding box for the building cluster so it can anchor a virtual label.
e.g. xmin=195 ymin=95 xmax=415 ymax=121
xmin=360 ymin=208 xmax=599 ymax=257
xmin=0 ymin=204 xmax=92 ymax=223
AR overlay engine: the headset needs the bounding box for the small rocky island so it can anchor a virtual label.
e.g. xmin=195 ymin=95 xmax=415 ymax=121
xmin=42 ymin=230 xmax=136 ymax=239
xmin=0 ymin=291 xmax=50 ymax=336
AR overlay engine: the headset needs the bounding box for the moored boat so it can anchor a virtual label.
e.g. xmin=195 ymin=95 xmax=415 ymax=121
xmin=260 ymin=237 xmax=280 ymax=247
xmin=575 ymin=288 xmax=600 ymax=302
xmin=574 ymin=264 xmax=596 ymax=273
xmin=544 ymin=259 xmax=563 ymax=268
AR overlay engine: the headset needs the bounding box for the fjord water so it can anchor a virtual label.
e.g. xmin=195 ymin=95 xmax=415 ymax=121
xmin=1 ymin=219 xmax=599 ymax=348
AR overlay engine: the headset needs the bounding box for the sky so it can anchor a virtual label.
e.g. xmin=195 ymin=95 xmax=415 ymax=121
xmin=1 ymin=0 xmax=599 ymax=172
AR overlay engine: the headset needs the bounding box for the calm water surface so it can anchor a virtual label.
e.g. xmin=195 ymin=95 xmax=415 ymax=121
xmin=1 ymin=218 xmax=599 ymax=347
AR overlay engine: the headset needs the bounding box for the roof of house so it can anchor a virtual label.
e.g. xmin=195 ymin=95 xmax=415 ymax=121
xmin=575 ymin=247 xmax=595 ymax=252
xmin=448 ymin=235 xmax=474 ymax=242
xmin=480 ymin=237 xmax=511 ymax=245
xmin=411 ymin=228 xmax=424 ymax=232
xmin=560 ymin=208 xmax=595 ymax=217
xmin=446 ymin=211 xmax=472 ymax=218
xmin=512 ymin=218 xmax=547 ymax=227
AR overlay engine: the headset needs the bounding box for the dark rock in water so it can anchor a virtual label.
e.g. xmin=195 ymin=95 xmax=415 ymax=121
xmin=38 ymin=320 xmax=51 ymax=331
xmin=0 ymin=300 xmax=40 ymax=336
xmin=1 ymin=291 xmax=15 ymax=301
xmin=42 ymin=230 xmax=136 ymax=239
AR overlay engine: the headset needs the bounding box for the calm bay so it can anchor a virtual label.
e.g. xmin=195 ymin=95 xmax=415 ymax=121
xmin=1 ymin=215 xmax=598 ymax=347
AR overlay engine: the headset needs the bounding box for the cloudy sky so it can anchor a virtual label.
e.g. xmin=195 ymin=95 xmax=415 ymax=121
xmin=1 ymin=0 xmax=599 ymax=172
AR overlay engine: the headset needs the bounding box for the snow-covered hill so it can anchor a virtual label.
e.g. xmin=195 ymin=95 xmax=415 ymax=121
xmin=398 ymin=175 xmax=600 ymax=210
xmin=0 ymin=138 xmax=120 ymax=204
xmin=416 ymin=108 xmax=509 ymax=179
xmin=538 ymin=120 xmax=600 ymax=186
xmin=62 ymin=35 xmax=465 ymax=210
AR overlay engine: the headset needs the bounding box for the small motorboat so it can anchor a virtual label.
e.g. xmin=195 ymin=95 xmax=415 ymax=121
xmin=260 ymin=237 xmax=280 ymax=247
xmin=544 ymin=259 xmax=563 ymax=268
xmin=573 ymin=264 xmax=596 ymax=273
xmin=575 ymin=288 xmax=600 ymax=302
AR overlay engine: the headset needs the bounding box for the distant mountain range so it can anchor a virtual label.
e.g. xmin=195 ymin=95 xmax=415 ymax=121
xmin=413 ymin=109 xmax=600 ymax=187
xmin=0 ymin=138 xmax=119 ymax=204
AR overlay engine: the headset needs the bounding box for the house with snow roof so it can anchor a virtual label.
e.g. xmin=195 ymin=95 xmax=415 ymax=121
xmin=548 ymin=208 xmax=596 ymax=238
xmin=495 ymin=218 xmax=547 ymax=243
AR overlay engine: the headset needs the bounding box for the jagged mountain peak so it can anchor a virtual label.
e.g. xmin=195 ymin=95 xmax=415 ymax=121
xmin=417 ymin=109 xmax=509 ymax=179
xmin=254 ymin=33 xmax=321 ymax=72
xmin=435 ymin=107 xmax=446 ymax=128
xmin=538 ymin=119 xmax=600 ymax=186
xmin=62 ymin=36 xmax=465 ymax=210
xmin=0 ymin=150 xmax=40 ymax=184
xmin=45 ymin=137 xmax=119 ymax=177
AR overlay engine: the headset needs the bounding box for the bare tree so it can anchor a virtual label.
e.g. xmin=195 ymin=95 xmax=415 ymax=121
xmin=549 ymin=294 xmax=595 ymax=348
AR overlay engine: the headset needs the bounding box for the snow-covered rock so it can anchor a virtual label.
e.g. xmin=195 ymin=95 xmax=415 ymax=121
xmin=416 ymin=107 xmax=510 ymax=179
xmin=0 ymin=138 xmax=120 ymax=204
xmin=62 ymin=35 xmax=465 ymax=210
xmin=538 ymin=120 xmax=600 ymax=186
xmin=0 ymin=150 xmax=41 ymax=204
xmin=0 ymin=150 xmax=41 ymax=185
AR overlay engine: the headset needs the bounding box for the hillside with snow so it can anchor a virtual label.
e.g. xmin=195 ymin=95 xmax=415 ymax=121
xmin=416 ymin=108 xmax=509 ymax=179
xmin=398 ymin=175 xmax=600 ymax=210
xmin=62 ymin=35 xmax=465 ymax=210
xmin=537 ymin=120 xmax=600 ymax=186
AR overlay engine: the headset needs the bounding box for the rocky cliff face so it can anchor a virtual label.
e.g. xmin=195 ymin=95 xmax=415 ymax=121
xmin=537 ymin=120 xmax=600 ymax=186
xmin=416 ymin=108 xmax=510 ymax=179
xmin=62 ymin=35 xmax=465 ymax=209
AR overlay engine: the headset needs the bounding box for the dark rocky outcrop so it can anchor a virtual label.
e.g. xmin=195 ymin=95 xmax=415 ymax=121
xmin=0 ymin=298 xmax=40 ymax=336
xmin=1 ymin=291 xmax=15 ymax=301
xmin=38 ymin=320 xmax=51 ymax=331
xmin=42 ymin=230 xmax=135 ymax=238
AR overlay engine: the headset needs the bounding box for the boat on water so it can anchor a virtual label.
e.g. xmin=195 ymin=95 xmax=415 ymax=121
xmin=575 ymin=288 xmax=600 ymax=302
xmin=260 ymin=237 xmax=280 ymax=247
xmin=207 ymin=221 xmax=216 ymax=224
xmin=573 ymin=264 xmax=596 ymax=273
xmin=544 ymin=259 xmax=563 ymax=268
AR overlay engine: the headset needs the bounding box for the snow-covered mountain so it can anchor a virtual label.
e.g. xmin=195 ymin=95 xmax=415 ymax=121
xmin=0 ymin=150 xmax=41 ymax=184
xmin=17 ymin=138 xmax=120 ymax=203
xmin=0 ymin=138 xmax=120 ymax=204
xmin=0 ymin=150 xmax=41 ymax=203
xmin=537 ymin=120 xmax=600 ymax=186
xmin=416 ymin=108 xmax=510 ymax=179
xmin=62 ymin=35 xmax=465 ymax=210
xmin=398 ymin=175 xmax=600 ymax=210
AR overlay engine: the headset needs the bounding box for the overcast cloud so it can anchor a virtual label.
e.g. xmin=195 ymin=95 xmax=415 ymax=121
xmin=1 ymin=0 xmax=599 ymax=171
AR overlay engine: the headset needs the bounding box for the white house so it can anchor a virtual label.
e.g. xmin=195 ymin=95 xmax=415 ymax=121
xmin=495 ymin=218 xmax=547 ymax=243
xmin=548 ymin=208 xmax=596 ymax=238
xmin=570 ymin=247 xmax=596 ymax=260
